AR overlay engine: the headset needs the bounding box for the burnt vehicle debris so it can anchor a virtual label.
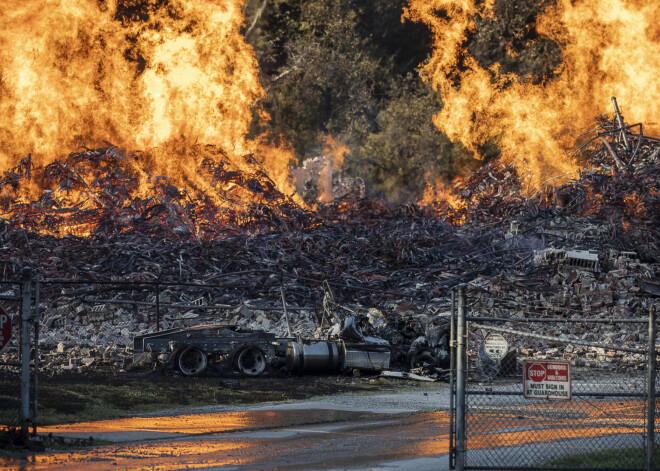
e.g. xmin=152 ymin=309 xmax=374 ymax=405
xmin=133 ymin=324 xmax=285 ymax=376
xmin=128 ymin=318 xmax=390 ymax=378
xmin=132 ymin=311 xmax=450 ymax=379
xmin=132 ymin=317 xmax=392 ymax=378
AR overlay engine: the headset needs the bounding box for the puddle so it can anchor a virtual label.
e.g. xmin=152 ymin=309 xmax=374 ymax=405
xmin=2 ymin=412 xmax=445 ymax=471
xmin=40 ymin=408 xmax=380 ymax=437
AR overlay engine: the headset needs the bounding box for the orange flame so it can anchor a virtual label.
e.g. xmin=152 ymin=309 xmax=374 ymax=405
xmin=419 ymin=175 xmax=467 ymax=224
xmin=404 ymin=0 xmax=660 ymax=190
xmin=0 ymin=0 xmax=298 ymax=216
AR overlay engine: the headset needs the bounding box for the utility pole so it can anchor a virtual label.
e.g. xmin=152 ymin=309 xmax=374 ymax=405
xmin=648 ymin=303 xmax=656 ymax=471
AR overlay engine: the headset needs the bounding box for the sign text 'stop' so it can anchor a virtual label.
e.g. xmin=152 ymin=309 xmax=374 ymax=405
xmin=523 ymin=360 xmax=571 ymax=401
xmin=0 ymin=306 xmax=11 ymax=352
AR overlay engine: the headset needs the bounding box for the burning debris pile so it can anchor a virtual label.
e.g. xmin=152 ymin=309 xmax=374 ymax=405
xmin=1 ymin=146 xmax=314 ymax=239
xmin=0 ymin=116 xmax=658 ymax=377
xmin=441 ymin=117 xmax=660 ymax=370
xmin=425 ymin=116 xmax=660 ymax=236
xmin=0 ymin=0 xmax=657 ymax=382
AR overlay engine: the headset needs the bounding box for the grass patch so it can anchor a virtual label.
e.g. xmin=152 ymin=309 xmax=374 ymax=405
xmin=0 ymin=372 xmax=411 ymax=425
xmin=544 ymin=445 xmax=658 ymax=468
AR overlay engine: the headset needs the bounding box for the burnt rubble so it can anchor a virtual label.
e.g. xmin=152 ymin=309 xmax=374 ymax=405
xmin=0 ymin=145 xmax=316 ymax=239
xmin=0 ymin=115 xmax=658 ymax=376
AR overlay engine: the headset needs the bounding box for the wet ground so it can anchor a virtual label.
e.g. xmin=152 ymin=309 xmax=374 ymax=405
xmin=1 ymin=386 xmax=649 ymax=471
xmin=2 ymin=403 xmax=645 ymax=470
xmin=1 ymin=410 xmax=452 ymax=470
xmin=38 ymin=408 xmax=382 ymax=442
xmin=0 ymin=371 xmax=391 ymax=425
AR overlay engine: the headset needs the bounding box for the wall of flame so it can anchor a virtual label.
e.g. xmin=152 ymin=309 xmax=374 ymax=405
xmin=405 ymin=0 xmax=660 ymax=189
xmin=0 ymin=0 xmax=294 ymax=198
xmin=2 ymin=0 xmax=658 ymax=214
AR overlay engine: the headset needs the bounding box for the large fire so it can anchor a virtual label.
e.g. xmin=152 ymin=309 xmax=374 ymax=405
xmin=405 ymin=0 xmax=660 ymax=190
xmin=1 ymin=0 xmax=658 ymax=237
xmin=0 ymin=0 xmax=297 ymax=235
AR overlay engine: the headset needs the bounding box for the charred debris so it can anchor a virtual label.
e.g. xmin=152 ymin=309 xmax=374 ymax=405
xmin=0 ymin=111 xmax=658 ymax=380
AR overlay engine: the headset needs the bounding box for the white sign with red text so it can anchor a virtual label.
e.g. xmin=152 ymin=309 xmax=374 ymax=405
xmin=0 ymin=306 xmax=11 ymax=352
xmin=523 ymin=360 xmax=571 ymax=400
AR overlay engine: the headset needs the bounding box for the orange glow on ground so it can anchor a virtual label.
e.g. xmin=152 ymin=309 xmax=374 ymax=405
xmin=0 ymin=403 xmax=650 ymax=470
xmin=39 ymin=409 xmax=375 ymax=436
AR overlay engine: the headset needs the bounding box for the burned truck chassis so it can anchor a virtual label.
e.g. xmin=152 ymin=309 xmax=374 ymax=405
xmin=133 ymin=325 xmax=285 ymax=376
xmin=132 ymin=323 xmax=393 ymax=377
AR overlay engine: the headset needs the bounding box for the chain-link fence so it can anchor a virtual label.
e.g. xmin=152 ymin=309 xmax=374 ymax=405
xmin=451 ymin=285 xmax=658 ymax=471
xmin=0 ymin=268 xmax=319 ymax=438
xmin=0 ymin=362 xmax=21 ymax=428
xmin=0 ymin=271 xmax=39 ymax=439
xmin=0 ymin=278 xmax=22 ymax=430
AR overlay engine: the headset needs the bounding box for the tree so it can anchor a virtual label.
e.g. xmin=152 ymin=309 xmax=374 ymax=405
xmin=355 ymin=76 xmax=479 ymax=202
xmin=246 ymin=0 xmax=559 ymax=202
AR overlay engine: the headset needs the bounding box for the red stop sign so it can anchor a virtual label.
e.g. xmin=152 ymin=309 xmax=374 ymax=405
xmin=0 ymin=306 xmax=11 ymax=351
xmin=527 ymin=363 xmax=546 ymax=382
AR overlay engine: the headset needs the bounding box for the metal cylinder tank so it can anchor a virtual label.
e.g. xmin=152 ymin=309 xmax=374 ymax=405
xmin=286 ymin=340 xmax=340 ymax=374
xmin=342 ymin=342 xmax=390 ymax=371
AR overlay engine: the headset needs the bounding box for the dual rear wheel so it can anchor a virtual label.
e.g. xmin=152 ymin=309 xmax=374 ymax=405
xmin=177 ymin=347 xmax=208 ymax=376
xmin=176 ymin=346 xmax=266 ymax=376
xmin=235 ymin=347 xmax=266 ymax=376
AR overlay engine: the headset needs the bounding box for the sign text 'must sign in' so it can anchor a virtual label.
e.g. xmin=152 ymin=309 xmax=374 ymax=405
xmin=523 ymin=360 xmax=572 ymax=400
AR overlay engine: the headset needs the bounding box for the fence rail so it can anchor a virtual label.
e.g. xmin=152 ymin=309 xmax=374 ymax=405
xmin=450 ymin=284 xmax=659 ymax=471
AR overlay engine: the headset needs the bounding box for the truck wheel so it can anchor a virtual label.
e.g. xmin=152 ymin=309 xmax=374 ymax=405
xmin=236 ymin=348 xmax=266 ymax=376
xmin=177 ymin=347 xmax=208 ymax=376
xmin=409 ymin=349 xmax=439 ymax=370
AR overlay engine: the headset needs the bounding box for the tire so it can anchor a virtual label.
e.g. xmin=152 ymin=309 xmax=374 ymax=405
xmin=236 ymin=348 xmax=266 ymax=376
xmin=177 ymin=347 xmax=208 ymax=376
xmin=409 ymin=349 xmax=439 ymax=370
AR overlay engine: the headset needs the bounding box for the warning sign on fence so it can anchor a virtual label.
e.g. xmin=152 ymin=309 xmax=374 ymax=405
xmin=0 ymin=306 xmax=11 ymax=352
xmin=523 ymin=360 xmax=571 ymax=400
xmin=482 ymin=333 xmax=509 ymax=361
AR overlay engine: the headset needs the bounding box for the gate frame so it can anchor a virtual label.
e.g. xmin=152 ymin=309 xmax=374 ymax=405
xmin=449 ymin=288 xmax=657 ymax=471
xmin=19 ymin=267 xmax=40 ymax=436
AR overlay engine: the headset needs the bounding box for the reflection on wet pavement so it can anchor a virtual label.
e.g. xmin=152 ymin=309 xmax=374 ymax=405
xmin=40 ymin=409 xmax=376 ymax=437
xmin=1 ymin=400 xmax=650 ymax=470
xmin=2 ymin=412 xmax=451 ymax=471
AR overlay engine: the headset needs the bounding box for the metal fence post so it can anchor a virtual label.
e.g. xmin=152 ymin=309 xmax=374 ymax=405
xmin=32 ymin=271 xmax=39 ymax=436
xmin=456 ymin=284 xmax=467 ymax=471
xmin=648 ymin=303 xmax=656 ymax=471
xmin=20 ymin=267 xmax=32 ymax=436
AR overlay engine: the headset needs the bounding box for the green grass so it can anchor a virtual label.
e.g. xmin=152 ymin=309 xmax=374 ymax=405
xmin=543 ymin=445 xmax=659 ymax=468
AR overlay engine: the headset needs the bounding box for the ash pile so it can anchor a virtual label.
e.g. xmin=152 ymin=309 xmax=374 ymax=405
xmin=0 ymin=112 xmax=658 ymax=377
xmin=451 ymin=113 xmax=660 ymax=374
